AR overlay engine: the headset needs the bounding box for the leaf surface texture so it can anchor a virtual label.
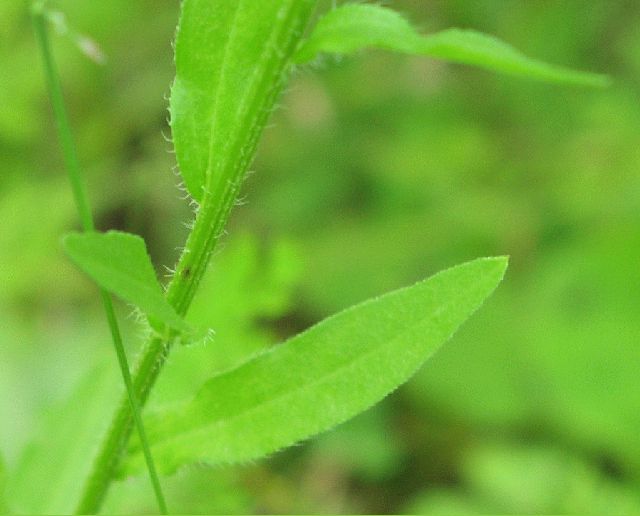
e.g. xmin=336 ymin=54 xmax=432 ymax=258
xmin=123 ymin=257 xmax=508 ymax=475
xmin=63 ymin=231 xmax=185 ymax=330
xmin=171 ymin=0 xmax=316 ymax=200
xmin=295 ymin=4 xmax=609 ymax=87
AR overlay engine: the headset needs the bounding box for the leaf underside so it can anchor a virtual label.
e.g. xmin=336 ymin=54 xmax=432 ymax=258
xmin=63 ymin=231 xmax=186 ymax=330
xmin=122 ymin=257 xmax=508 ymax=476
xmin=295 ymin=4 xmax=609 ymax=87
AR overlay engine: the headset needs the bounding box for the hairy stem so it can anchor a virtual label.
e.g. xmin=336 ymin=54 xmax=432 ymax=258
xmin=75 ymin=1 xmax=318 ymax=512
xmin=31 ymin=3 xmax=167 ymax=513
xmin=74 ymin=180 xmax=233 ymax=513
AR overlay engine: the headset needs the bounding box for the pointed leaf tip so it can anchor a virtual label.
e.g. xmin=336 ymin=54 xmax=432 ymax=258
xmin=122 ymin=256 xmax=507 ymax=476
xmin=63 ymin=230 xmax=187 ymax=331
xmin=296 ymin=4 xmax=609 ymax=88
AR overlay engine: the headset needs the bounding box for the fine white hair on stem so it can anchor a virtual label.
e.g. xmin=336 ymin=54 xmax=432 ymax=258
xmin=161 ymin=129 xmax=173 ymax=145
xmin=162 ymin=264 xmax=176 ymax=279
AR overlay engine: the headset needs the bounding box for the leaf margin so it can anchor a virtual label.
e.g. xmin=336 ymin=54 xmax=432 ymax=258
xmin=121 ymin=256 xmax=509 ymax=476
xmin=62 ymin=230 xmax=187 ymax=332
xmin=295 ymin=3 xmax=610 ymax=88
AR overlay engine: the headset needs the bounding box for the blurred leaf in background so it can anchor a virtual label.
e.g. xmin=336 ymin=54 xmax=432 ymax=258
xmin=2 ymin=0 xmax=640 ymax=513
xmin=0 ymin=454 xmax=6 ymax=514
xmin=6 ymin=366 xmax=119 ymax=514
xmin=405 ymin=442 xmax=640 ymax=514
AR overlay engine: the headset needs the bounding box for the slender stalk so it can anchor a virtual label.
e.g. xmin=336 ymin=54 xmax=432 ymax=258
xmin=73 ymin=36 xmax=292 ymax=516
xmin=32 ymin=2 xmax=93 ymax=233
xmin=98 ymin=293 xmax=168 ymax=514
xmin=31 ymin=3 xmax=168 ymax=514
xmin=74 ymin=184 xmax=228 ymax=513
xmin=75 ymin=2 xmax=317 ymax=512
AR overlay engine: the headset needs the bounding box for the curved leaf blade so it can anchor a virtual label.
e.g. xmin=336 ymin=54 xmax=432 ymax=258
xmin=63 ymin=231 xmax=186 ymax=331
xmin=171 ymin=0 xmax=316 ymax=201
xmin=295 ymin=4 xmax=609 ymax=87
xmin=122 ymin=256 xmax=508 ymax=476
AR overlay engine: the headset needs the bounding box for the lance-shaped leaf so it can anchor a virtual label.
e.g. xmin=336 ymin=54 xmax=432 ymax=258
xmin=122 ymin=257 xmax=508 ymax=476
xmin=63 ymin=231 xmax=187 ymax=331
xmin=295 ymin=4 xmax=609 ymax=87
xmin=171 ymin=0 xmax=317 ymax=201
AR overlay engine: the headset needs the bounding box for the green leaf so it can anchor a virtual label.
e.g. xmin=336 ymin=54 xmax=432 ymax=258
xmin=63 ymin=231 xmax=186 ymax=331
xmin=295 ymin=4 xmax=609 ymax=87
xmin=0 ymin=454 xmax=7 ymax=514
xmin=122 ymin=256 xmax=508 ymax=476
xmin=6 ymin=365 xmax=119 ymax=514
xmin=151 ymin=234 xmax=302 ymax=407
xmin=171 ymin=0 xmax=317 ymax=201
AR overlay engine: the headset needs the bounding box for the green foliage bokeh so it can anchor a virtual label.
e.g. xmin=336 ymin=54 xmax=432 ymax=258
xmin=1 ymin=0 xmax=640 ymax=513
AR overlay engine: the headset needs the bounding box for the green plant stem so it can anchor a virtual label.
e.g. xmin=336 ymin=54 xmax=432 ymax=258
xmin=31 ymin=3 xmax=168 ymax=514
xmin=75 ymin=2 xmax=318 ymax=511
xmin=74 ymin=184 xmax=234 ymax=513
xmin=99 ymin=293 xmax=168 ymax=515
xmin=32 ymin=2 xmax=93 ymax=233
xmin=76 ymin=84 xmax=272 ymax=512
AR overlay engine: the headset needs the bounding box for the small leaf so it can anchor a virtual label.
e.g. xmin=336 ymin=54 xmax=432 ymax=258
xmin=122 ymin=256 xmax=508 ymax=476
xmin=63 ymin=231 xmax=186 ymax=331
xmin=171 ymin=0 xmax=317 ymax=201
xmin=295 ymin=4 xmax=609 ymax=87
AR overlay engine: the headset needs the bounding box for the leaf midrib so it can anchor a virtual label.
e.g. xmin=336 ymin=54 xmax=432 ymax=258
xmin=204 ymin=1 xmax=295 ymax=194
xmin=203 ymin=0 xmax=243 ymax=194
xmin=141 ymin=298 xmax=452 ymax=456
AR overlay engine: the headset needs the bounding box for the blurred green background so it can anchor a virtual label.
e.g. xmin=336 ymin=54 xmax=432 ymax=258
xmin=2 ymin=0 xmax=640 ymax=513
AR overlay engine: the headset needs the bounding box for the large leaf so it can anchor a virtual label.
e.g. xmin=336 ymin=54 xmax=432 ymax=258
xmin=171 ymin=0 xmax=317 ymax=201
xmin=122 ymin=257 xmax=508 ymax=476
xmin=63 ymin=231 xmax=186 ymax=331
xmin=295 ymin=4 xmax=609 ymax=87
